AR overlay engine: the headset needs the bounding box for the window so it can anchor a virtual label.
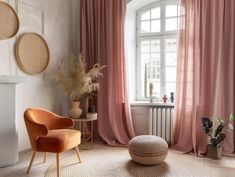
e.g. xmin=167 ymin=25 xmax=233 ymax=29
xmin=136 ymin=0 xmax=180 ymax=100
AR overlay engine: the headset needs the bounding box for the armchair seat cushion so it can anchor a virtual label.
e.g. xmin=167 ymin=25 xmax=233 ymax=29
xmin=37 ymin=129 xmax=81 ymax=153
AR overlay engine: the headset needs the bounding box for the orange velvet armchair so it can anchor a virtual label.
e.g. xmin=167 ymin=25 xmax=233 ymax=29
xmin=24 ymin=108 xmax=81 ymax=177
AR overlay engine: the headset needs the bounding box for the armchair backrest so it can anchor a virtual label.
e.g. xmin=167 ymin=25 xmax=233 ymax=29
xmin=24 ymin=108 xmax=60 ymax=150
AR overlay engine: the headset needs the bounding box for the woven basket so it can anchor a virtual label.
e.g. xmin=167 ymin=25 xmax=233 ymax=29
xmin=0 ymin=1 xmax=19 ymax=39
xmin=15 ymin=33 xmax=50 ymax=74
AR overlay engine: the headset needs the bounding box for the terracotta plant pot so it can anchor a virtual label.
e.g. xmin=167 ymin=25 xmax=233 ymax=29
xmin=207 ymin=144 xmax=222 ymax=160
xmin=69 ymin=101 xmax=83 ymax=118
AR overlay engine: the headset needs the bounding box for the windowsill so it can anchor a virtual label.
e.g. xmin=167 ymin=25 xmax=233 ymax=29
xmin=130 ymin=101 xmax=174 ymax=107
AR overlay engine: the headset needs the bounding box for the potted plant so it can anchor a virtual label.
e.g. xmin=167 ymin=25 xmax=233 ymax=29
xmin=50 ymin=54 xmax=105 ymax=118
xmin=201 ymin=113 xmax=234 ymax=160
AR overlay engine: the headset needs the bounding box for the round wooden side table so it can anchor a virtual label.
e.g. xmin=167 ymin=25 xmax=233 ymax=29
xmin=72 ymin=117 xmax=97 ymax=148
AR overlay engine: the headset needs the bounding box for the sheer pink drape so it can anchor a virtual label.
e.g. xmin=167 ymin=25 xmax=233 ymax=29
xmin=174 ymin=0 xmax=235 ymax=155
xmin=80 ymin=0 xmax=135 ymax=146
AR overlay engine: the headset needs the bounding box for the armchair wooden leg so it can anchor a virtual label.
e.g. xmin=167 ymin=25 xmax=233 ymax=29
xmin=56 ymin=153 xmax=60 ymax=177
xmin=27 ymin=150 xmax=36 ymax=174
xmin=75 ymin=146 xmax=82 ymax=163
xmin=44 ymin=152 xmax=47 ymax=163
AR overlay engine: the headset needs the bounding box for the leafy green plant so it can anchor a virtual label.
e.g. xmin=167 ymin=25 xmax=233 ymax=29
xmin=201 ymin=113 xmax=234 ymax=148
xmin=50 ymin=54 xmax=106 ymax=101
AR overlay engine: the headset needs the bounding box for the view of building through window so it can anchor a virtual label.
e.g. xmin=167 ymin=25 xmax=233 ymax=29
xmin=136 ymin=0 xmax=180 ymax=100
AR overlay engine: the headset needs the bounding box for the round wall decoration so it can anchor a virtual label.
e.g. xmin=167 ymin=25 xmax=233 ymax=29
xmin=16 ymin=33 xmax=50 ymax=75
xmin=0 ymin=1 xmax=20 ymax=39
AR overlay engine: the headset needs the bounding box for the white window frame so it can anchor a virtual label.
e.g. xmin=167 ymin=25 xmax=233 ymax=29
xmin=136 ymin=0 xmax=179 ymax=101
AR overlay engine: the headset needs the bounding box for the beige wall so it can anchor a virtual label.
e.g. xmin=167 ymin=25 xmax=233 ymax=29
xmin=0 ymin=0 xmax=76 ymax=151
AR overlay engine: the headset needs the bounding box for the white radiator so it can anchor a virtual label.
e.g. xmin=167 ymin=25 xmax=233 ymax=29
xmin=148 ymin=105 xmax=174 ymax=144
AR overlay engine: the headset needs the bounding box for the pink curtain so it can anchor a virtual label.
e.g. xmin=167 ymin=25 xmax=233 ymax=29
xmin=80 ymin=0 xmax=135 ymax=146
xmin=174 ymin=0 xmax=235 ymax=155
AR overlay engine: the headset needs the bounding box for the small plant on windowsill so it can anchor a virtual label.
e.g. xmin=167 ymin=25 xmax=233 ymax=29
xmin=201 ymin=113 xmax=234 ymax=160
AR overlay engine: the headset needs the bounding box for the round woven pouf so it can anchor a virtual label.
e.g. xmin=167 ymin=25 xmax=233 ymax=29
xmin=128 ymin=135 xmax=168 ymax=165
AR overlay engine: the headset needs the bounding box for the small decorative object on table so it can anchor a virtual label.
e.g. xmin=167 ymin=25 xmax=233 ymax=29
xmin=201 ymin=113 xmax=234 ymax=160
xmin=162 ymin=95 xmax=168 ymax=103
xmin=87 ymin=104 xmax=97 ymax=119
xmin=170 ymin=92 xmax=174 ymax=103
xmin=49 ymin=54 xmax=106 ymax=118
xmin=86 ymin=112 xmax=98 ymax=119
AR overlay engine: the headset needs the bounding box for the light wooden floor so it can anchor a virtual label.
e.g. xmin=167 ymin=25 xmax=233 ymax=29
xmin=0 ymin=143 xmax=235 ymax=177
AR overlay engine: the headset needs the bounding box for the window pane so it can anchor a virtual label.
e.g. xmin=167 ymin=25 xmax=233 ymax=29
xmin=178 ymin=5 xmax=185 ymax=16
xmin=166 ymin=83 xmax=176 ymax=96
xmin=166 ymin=67 xmax=176 ymax=82
xmin=141 ymin=54 xmax=150 ymax=67
xmin=148 ymin=67 xmax=161 ymax=80
xmin=166 ymin=53 xmax=177 ymax=66
xmin=141 ymin=40 xmax=150 ymax=53
xmin=137 ymin=3 xmax=180 ymax=100
xmin=151 ymin=20 xmax=161 ymax=32
xmin=165 ymin=18 xmax=177 ymax=31
xmin=153 ymin=82 xmax=161 ymax=97
xmin=151 ymin=7 xmax=160 ymax=19
xmin=149 ymin=67 xmax=154 ymax=79
xmin=141 ymin=21 xmax=150 ymax=33
xmin=147 ymin=82 xmax=160 ymax=97
xmin=147 ymin=65 xmax=151 ymax=79
xmin=141 ymin=66 xmax=161 ymax=97
xmin=151 ymin=54 xmax=161 ymax=67
xmin=178 ymin=17 xmax=180 ymax=29
xmin=141 ymin=10 xmax=150 ymax=20
xmin=165 ymin=38 xmax=177 ymax=52
xmin=166 ymin=5 xmax=177 ymax=17
xmin=140 ymin=67 xmax=145 ymax=97
xmin=154 ymin=67 xmax=161 ymax=82
xmin=178 ymin=5 xmax=181 ymax=16
xmin=151 ymin=40 xmax=160 ymax=52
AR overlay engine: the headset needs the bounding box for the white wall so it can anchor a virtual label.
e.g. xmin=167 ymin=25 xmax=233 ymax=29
xmin=131 ymin=105 xmax=149 ymax=135
xmin=0 ymin=0 xmax=76 ymax=151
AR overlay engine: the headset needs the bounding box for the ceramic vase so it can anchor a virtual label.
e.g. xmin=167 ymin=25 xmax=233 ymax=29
xmin=69 ymin=101 xmax=83 ymax=118
xmin=162 ymin=95 xmax=168 ymax=103
xmin=170 ymin=92 xmax=174 ymax=103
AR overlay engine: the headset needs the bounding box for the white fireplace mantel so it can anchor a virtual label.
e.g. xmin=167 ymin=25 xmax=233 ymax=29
xmin=0 ymin=75 xmax=27 ymax=84
xmin=0 ymin=75 xmax=27 ymax=167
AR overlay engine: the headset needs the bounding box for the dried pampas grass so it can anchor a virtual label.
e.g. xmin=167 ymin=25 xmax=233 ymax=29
xmin=49 ymin=54 xmax=106 ymax=101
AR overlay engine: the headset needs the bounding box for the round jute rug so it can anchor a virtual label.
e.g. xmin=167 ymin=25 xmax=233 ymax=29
xmin=45 ymin=145 xmax=210 ymax=177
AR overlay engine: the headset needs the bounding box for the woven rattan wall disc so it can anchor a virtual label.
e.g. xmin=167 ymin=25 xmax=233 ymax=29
xmin=0 ymin=1 xmax=19 ymax=39
xmin=16 ymin=33 xmax=50 ymax=74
